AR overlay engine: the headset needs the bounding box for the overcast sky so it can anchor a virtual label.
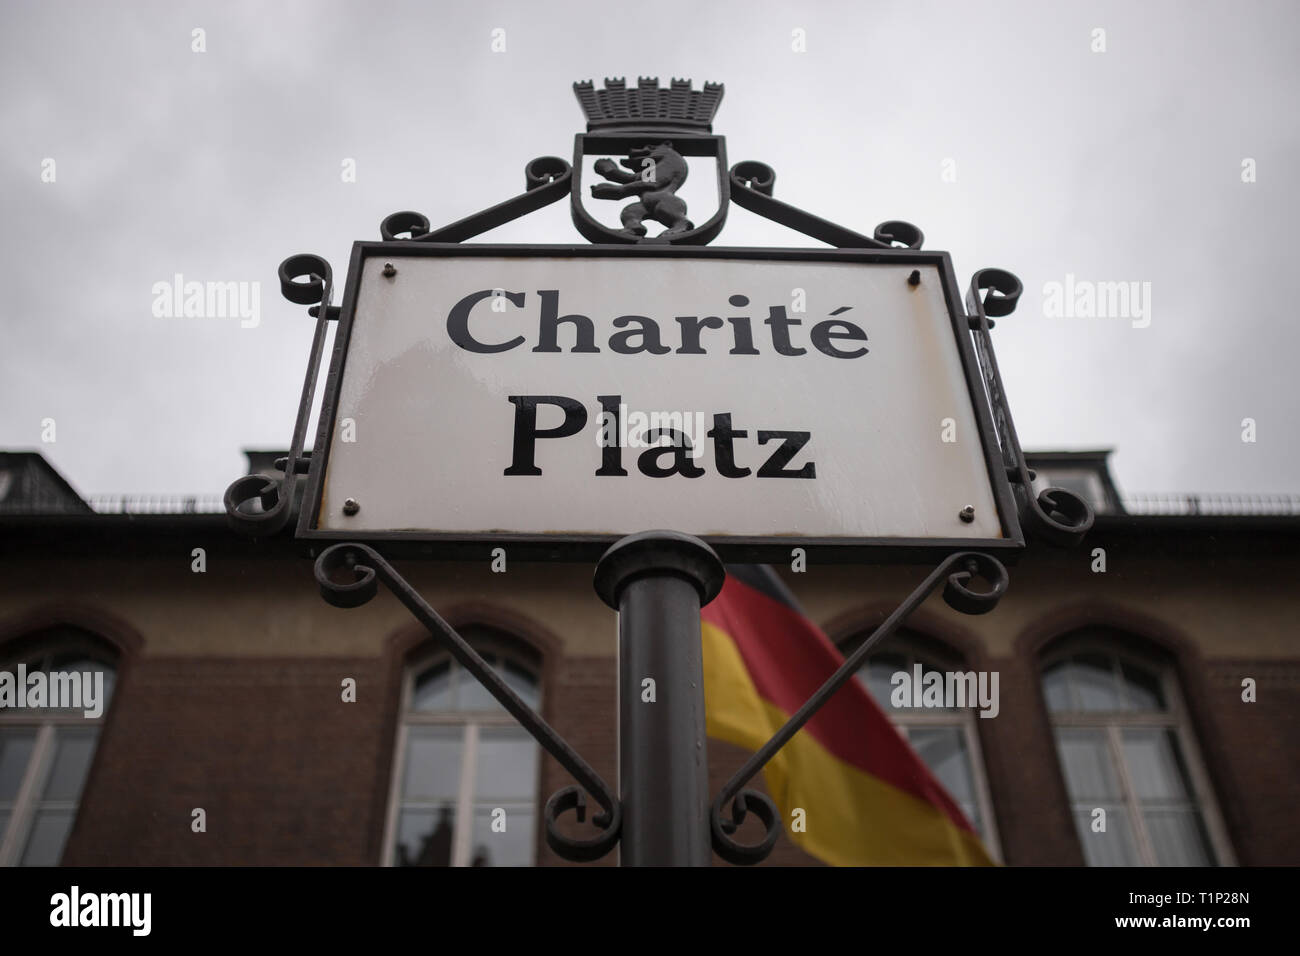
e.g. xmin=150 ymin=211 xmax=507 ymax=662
xmin=2 ymin=0 xmax=1297 ymax=502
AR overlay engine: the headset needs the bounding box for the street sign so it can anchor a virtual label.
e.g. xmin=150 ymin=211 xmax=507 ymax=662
xmin=228 ymin=75 xmax=1084 ymax=868
xmin=299 ymin=243 xmax=1022 ymax=560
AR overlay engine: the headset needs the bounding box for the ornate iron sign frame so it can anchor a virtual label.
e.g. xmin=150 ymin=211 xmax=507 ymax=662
xmin=223 ymin=77 xmax=1094 ymax=866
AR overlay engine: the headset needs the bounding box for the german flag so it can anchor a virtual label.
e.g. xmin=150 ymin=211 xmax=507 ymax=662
xmin=701 ymin=565 xmax=994 ymax=866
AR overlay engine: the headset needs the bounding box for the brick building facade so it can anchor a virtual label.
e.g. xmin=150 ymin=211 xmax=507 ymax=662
xmin=0 ymin=451 xmax=1296 ymax=866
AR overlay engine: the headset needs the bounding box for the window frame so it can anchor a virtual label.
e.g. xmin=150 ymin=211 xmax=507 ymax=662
xmin=381 ymin=639 xmax=544 ymax=867
xmin=1042 ymin=636 xmax=1236 ymax=866
xmin=0 ymin=642 xmax=116 ymax=867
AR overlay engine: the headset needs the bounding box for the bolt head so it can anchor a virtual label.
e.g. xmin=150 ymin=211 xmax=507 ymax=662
xmin=959 ymin=505 xmax=975 ymax=523
xmin=382 ymin=262 xmax=396 ymax=277
xmin=343 ymin=498 xmax=360 ymax=516
xmin=907 ymin=269 xmax=921 ymax=286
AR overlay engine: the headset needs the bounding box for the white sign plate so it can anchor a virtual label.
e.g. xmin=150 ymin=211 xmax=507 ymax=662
xmin=304 ymin=246 xmax=1019 ymax=559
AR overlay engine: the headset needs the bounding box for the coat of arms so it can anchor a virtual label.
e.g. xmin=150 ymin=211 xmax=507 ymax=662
xmin=571 ymin=77 xmax=727 ymax=244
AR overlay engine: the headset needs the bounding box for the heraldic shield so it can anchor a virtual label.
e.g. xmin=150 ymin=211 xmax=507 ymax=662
xmin=571 ymin=77 xmax=728 ymax=245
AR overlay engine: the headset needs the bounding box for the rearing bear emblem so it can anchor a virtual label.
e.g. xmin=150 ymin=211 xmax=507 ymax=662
xmin=590 ymin=142 xmax=693 ymax=238
xmin=572 ymin=77 xmax=727 ymax=244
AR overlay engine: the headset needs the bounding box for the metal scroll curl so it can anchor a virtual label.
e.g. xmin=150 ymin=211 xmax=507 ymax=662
xmin=312 ymin=542 xmax=378 ymax=609
xmin=728 ymin=160 xmax=924 ymax=250
xmin=941 ymin=552 xmax=1010 ymax=615
xmin=872 ymin=220 xmax=924 ymax=250
xmin=525 ymin=155 xmax=571 ymax=190
xmin=224 ymin=253 xmax=334 ymax=536
xmin=223 ymin=473 xmax=289 ymax=535
xmin=965 ymin=268 xmax=1094 ymax=547
xmin=730 ymin=160 xmax=775 ymax=196
xmin=544 ymin=786 xmax=622 ymax=863
xmin=711 ymin=789 xmax=781 ymax=866
xmin=380 ymin=210 xmax=430 ymax=241
xmin=313 ymin=542 xmax=621 ymax=862
xmin=278 ymin=253 xmax=332 ymax=305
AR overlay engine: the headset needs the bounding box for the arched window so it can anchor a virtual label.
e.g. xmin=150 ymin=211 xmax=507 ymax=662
xmin=0 ymin=626 xmax=118 ymax=866
xmin=852 ymin=632 xmax=1001 ymax=857
xmin=1041 ymin=630 xmax=1232 ymax=866
xmin=382 ymin=625 xmax=542 ymax=867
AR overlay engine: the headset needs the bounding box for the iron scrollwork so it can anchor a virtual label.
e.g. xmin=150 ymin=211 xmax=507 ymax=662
xmin=314 ymin=543 xmax=622 ymax=862
xmin=965 ymin=268 xmax=1094 ymax=546
xmin=223 ymin=253 xmax=334 ymax=536
xmin=728 ymin=160 xmax=925 ymax=250
xmin=380 ymin=156 xmax=573 ymax=244
xmin=371 ymin=78 xmax=926 ymax=253
xmin=222 ymin=75 xmax=1100 ymax=866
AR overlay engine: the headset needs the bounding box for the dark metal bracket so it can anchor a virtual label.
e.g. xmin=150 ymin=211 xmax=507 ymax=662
xmin=377 ymin=153 xmax=926 ymax=252
xmin=963 ymin=269 xmax=1094 ymax=547
xmin=710 ymin=550 xmax=1010 ymax=865
xmin=728 ymin=160 xmax=925 ymax=250
xmin=380 ymin=156 xmax=573 ymax=244
xmin=222 ymin=253 xmax=336 ymax=535
xmin=315 ymin=541 xmax=622 ymax=862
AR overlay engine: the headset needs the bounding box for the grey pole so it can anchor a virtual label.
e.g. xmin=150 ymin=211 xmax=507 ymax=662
xmin=593 ymin=530 xmax=725 ymax=866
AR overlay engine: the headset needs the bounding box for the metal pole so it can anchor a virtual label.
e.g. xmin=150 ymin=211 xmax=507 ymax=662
xmin=593 ymin=530 xmax=724 ymax=866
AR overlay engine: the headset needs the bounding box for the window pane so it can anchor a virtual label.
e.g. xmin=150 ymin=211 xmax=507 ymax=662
xmin=1072 ymin=654 xmax=1122 ymax=711
xmin=411 ymin=660 xmax=453 ymax=711
xmin=393 ymin=806 xmax=456 ymax=866
xmin=1145 ymin=809 xmax=1214 ymax=866
xmin=1042 ymin=662 xmax=1072 ymax=712
xmin=475 ymin=728 xmax=538 ymax=801
xmin=1073 ymin=805 xmax=1139 ymax=866
xmin=20 ymin=808 xmax=75 ymax=866
xmin=1119 ymin=661 xmax=1164 ymax=711
xmin=43 ymin=728 xmax=99 ymax=802
xmin=502 ymin=658 xmax=541 ymax=710
xmin=469 ymin=806 xmax=534 ymax=866
xmin=458 ymin=655 xmax=506 ymax=712
xmin=1055 ymin=728 xmax=1120 ymax=800
xmin=0 ymin=730 xmax=36 ymax=801
xmin=909 ymin=728 xmax=976 ymax=808
xmin=1121 ymin=729 xmax=1191 ymax=801
xmin=402 ymin=727 xmax=462 ymax=801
